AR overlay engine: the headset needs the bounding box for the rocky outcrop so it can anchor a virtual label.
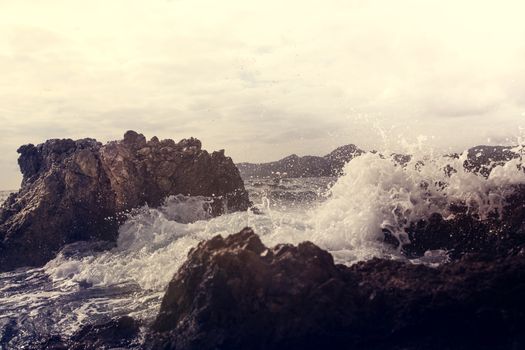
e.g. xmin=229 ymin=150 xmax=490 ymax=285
xmin=0 ymin=131 xmax=249 ymax=272
xmin=237 ymin=144 xmax=364 ymax=178
xmin=148 ymin=228 xmax=525 ymax=350
xmin=381 ymin=183 xmax=525 ymax=260
xmin=397 ymin=149 xmax=525 ymax=260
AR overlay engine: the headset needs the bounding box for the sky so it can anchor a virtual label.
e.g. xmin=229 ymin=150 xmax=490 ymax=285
xmin=1 ymin=0 xmax=525 ymax=189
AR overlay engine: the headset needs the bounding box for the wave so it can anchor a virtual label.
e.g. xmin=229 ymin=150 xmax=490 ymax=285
xmin=312 ymin=146 xmax=525 ymax=258
xmin=44 ymin=145 xmax=525 ymax=293
xmin=2 ymin=142 xmax=524 ymax=347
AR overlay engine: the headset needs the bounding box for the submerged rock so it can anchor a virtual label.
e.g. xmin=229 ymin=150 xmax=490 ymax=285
xmin=0 ymin=131 xmax=249 ymax=272
xmin=149 ymin=228 xmax=525 ymax=350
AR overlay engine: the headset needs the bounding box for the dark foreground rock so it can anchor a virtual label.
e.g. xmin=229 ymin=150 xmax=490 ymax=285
xmin=148 ymin=228 xmax=525 ymax=350
xmin=0 ymin=131 xmax=249 ymax=272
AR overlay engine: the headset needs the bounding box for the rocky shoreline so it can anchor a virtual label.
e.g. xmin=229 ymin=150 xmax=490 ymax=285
xmin=32 ymin=226 xmax=525 ymax=350
xmin=1 ymin=135 xmax=524 ymax=349
xmin=0 ymin=131 xmax=249 ymax=272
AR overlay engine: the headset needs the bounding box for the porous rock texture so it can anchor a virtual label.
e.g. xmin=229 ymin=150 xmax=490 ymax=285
xmin=148 ymin=228 xmax=525 ymax=350
xmin=0 ymin=131 xmax=249 ymax=271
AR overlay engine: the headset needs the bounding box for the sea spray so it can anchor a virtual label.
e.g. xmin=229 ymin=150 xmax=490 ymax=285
xmin=3 ymin=143 xmax=525 ymax=347
xmin=311 ymin=148 xmax=525 ymax=258
xmin=44 ymin=146 xmax=525 ymax=292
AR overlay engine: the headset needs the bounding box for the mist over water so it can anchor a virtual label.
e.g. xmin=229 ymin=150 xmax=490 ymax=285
xmin=1 ymin=138 xmax=525 ymax=348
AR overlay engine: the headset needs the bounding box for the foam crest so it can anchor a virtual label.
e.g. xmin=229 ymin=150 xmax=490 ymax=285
xmin=45 ymin=196 xmax=215 ymax=291
xmin=43 ymin=144 xmax=525 ymax=294
xmin=310 ymin=148 xmax=525 ymax=259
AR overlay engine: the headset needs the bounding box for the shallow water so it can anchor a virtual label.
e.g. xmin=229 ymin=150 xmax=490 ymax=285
xmin=1 ymin=148 xmax=525 ymax=348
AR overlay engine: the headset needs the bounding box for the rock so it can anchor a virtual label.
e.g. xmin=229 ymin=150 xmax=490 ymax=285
xmin=324 ymin=144 xmax=366 ymax=175
xmin=463 ymin=145 xmax=520 ymax=177
xmin=0 ymin=131 xmax=250 ymax=272
xmin=149 ymin=228 xmax=525 ymax=350
xmin=349 ymin=253 xmax=525 ymax=350
xmin=398 ymin=183 xmax=525 ymax=260
xmin=150 ymin=228 xmax=355 ymax=350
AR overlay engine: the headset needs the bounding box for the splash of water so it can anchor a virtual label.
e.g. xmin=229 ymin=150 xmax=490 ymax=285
xmin=310 ymin=149 xmax=525 ymax=259
xmin=2 ymin=140 xmax=524 ymax=348
xmin=44 ymin=144 xmax=525 ymax=293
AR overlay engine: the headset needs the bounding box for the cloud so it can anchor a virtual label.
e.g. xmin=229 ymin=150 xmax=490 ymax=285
xmin=1 ymin=0 xmax=525 ymax=188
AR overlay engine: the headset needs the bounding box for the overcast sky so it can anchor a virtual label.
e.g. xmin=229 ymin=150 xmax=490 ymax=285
xmin=1 ymin=0 xmax=525 ymax=189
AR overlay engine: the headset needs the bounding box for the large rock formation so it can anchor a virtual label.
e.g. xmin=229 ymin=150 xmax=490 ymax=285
xmin=148 ymin=228 xmax=525 ymax=350
xmin=0 ymin=131 xmax=250 ymax=272
xmin=237 ymin=144 xmax=364 ymax=178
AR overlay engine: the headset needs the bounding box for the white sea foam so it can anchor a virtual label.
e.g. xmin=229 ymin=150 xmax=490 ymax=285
xmin=44 ymin=145 xmax=525 ymax=295
xmin=2 ymin=142 xmax=525 ymax=348
xmin=311 ymin=148 xmax=525 ymax=258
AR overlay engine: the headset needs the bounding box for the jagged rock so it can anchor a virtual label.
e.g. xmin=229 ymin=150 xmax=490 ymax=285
xmin=377 ymin=146 xmax=525 ymax=260
xmin=0 ymin=131 xmax=249 ymax=272
xmin=148 ymin=228 xmax=525 ymax=350
xmin=150 ymin=228 xmax=356 ymax=350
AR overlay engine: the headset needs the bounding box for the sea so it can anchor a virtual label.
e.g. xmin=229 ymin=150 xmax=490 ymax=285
xmin=1 ymin=148 xmax=525 ymax=348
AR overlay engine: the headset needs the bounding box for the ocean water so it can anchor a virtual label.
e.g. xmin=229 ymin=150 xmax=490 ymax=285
xmin=1 ymin=147 xmax=525 ymax=348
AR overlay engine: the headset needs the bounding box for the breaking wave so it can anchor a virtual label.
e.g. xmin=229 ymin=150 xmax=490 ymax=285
xmin=2 ymin=142 xmax=525 ymax=347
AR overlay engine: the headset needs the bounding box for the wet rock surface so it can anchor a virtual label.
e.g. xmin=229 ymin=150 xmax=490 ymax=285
xmin=463 ymin=145 xmax=519 ymax=176
xmin=0 ymin=131 xmax=249 ymax=272
xmin=148 ymin=228 xmax=525 ymax=350
xmin=401 ymin=181 xmax=525 ymax=260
